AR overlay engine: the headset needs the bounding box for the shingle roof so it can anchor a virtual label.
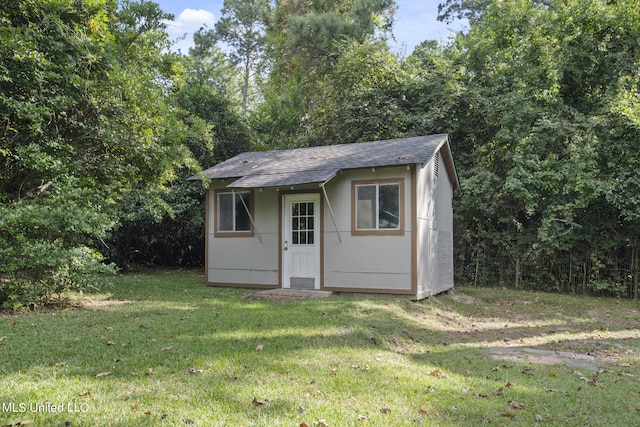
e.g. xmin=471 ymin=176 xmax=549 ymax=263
xmin=199 ymin=134 xmax=455 ymax=189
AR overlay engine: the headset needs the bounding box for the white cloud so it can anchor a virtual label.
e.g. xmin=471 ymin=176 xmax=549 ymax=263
xmin=163 ymin=9 xmax=216 ymax=53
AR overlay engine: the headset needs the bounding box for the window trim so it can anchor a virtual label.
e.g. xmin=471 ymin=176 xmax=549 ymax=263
xmin=214 ymin=189 xmax=254 ymax=237
xmin=351 ymin=178 xmax=404 ymax=235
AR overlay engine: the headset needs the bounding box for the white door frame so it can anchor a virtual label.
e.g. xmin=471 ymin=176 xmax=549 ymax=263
xmin=282 ymin=193 xmax=321 ymax=289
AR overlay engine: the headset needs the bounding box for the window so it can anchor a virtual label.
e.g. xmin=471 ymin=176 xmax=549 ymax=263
xmin=215 ymin=190 xmax=253 ymax=236
xmin=352 ymin=179 xmax=404 ymax=235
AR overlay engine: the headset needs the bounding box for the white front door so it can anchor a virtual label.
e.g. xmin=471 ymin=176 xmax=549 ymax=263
xmin=283 ymin=194 xmax=321 ymax=289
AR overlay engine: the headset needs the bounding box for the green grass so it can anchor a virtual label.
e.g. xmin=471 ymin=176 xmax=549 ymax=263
xmin=1 ymin=271 xmax=640 ymax=426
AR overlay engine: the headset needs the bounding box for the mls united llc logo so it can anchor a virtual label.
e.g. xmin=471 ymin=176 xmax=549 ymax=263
xmin=2 ymin=402 xmax=89 ymax=413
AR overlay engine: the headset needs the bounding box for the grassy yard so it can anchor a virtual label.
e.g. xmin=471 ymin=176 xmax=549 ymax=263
xmin=1 ymin=271 xmax=640 ymax=426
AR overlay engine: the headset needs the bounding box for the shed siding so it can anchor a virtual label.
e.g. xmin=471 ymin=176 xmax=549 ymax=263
xmin=416 ymin=150 xmax=454 ymax=297
xmin=322 ymin=167 xmax=412 ymax=291
xmin=207 ymin=183 xmax=279 ymax=286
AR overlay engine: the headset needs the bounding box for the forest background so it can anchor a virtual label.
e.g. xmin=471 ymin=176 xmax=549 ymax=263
xmin=1 ymin=0 xmax=639 ymax=309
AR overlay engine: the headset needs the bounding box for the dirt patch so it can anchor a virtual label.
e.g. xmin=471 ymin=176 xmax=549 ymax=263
xmin=490 ymin=347 xmax=599 ymax=371
xmin=442 ymin=289 xmax=479 ymax=305
xmin=246 ymin=289 xmax=332 ymax=302
xmin=81 ymin=299 xmax=134 ymax=310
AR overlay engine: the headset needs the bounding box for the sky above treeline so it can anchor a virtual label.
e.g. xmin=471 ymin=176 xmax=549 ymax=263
xmin=155 ymin=0 xmax=466 ymax=55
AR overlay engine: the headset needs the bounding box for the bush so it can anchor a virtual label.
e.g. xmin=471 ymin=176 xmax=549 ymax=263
xmin=0 ymin=190 xmax=117 ymax=310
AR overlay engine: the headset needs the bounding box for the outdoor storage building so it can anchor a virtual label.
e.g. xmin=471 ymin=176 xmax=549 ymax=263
xmin=198 ymin=134 xmax=460 ymax=299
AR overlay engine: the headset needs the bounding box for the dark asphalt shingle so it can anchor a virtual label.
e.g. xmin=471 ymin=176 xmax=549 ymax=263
xmin=201 ymin=134 xmax=449 ymax=188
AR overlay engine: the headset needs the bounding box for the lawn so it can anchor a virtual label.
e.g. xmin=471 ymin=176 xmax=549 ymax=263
xmin=1 ymin=271 xmax=640 ymax=426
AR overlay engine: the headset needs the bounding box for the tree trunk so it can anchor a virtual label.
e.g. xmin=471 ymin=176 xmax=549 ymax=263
xmin=633 ymin=245 xmax=639 ymax=300
xmin=474 ymin=249 xmax=480 ymax=287
xmin=241 ymin=55 xmax=250 ymax=116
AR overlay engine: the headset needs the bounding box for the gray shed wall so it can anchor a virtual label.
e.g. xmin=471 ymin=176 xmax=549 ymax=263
xmin=206 ymin=182 xmax=280 ymax=287
xmin=322 ymin=167 xmax=412 ymax=292
xmin=416 ymin=151 xmax=455 ymax=298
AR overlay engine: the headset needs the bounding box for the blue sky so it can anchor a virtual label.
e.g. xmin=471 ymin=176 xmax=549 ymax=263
xmin=155 ymin=0 xmax=465 ymax=55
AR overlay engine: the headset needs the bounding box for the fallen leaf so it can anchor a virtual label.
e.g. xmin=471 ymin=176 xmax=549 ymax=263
xmin=548 ymin=373 xmax=557 ymax=378
xmin=297 ymin=406 xmax=305 ymax=414
xmin=300 ymin=423 xmax=309 ymax=427
xmin=314 ymin=419 xmax=329 ymax=427
xmin=0 ymin=336 xmax=7 ymax=343
xmin=330 ymin=368 xmax=338 ymax=376
xmin=256 ymin=344 xmax=264 ymax=351
xmin=428 ymin=369 xmax=446 ymax=378
xmin=160 ymin=345 xmax=172 ymax=352
xmin=380 ymin=408 xmax=391 ymax=414
xmin=188 ymin=368 xmax=204 ymax=374
xmin=146 ymin=368 xmax=154 ymax=375
xmin=95 ymin=372 xmax=112 ymax=378
xmin=425 ymin=386 xmax=436 ymax=393
xmin=182 ymin=419 xmax=194 ymax=425
xmin=535 ymin=414 xmax=544 ymax=422
xmin=105 ymin=326 xmax=113 ymax=331
xmin=357 ymin=414 xmax=369 ymax=420
xmin=251 ymin=397 xmax=264 ymax=407
xmin=160 ymin=414 xmax=168 ymax=420
xmin=419 ymin=408 xmax=427 ymax=415
xmin=54 ymin=362 xmax=66 ymax=367
xmin=504 ymin=381 xmax=513 ymax=388
xmin=6 ymin=420 xmax=31 ymax=426
xmin=106 ymin=341 xmax=116 ymax=346
xmin=121 ymin=342 xmax=130 ymax=348
xmin=501 ymin=412 xmax=515 ymax=420
xmin=77 ymin=391 xmax=91 ymax=397
xmin=509 ymin=401 xmax=525 ymax=409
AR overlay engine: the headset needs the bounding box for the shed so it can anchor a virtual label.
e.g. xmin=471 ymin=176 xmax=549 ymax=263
xmin=198 ymin=134 xmax=460 ymax=299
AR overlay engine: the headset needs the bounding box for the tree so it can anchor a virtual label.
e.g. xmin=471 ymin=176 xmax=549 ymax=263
xmin=104 ymin=28 xmax=252 ymax=270
xmin=435 ymin=0 xmax=640 ymax=296
xmin=0 ymin=0 xmax=199 ymax=307
xmin=254 ymin=0 xmax=397 ymax=148
xmin=214 ymin=0 xmax=271 ymax=116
